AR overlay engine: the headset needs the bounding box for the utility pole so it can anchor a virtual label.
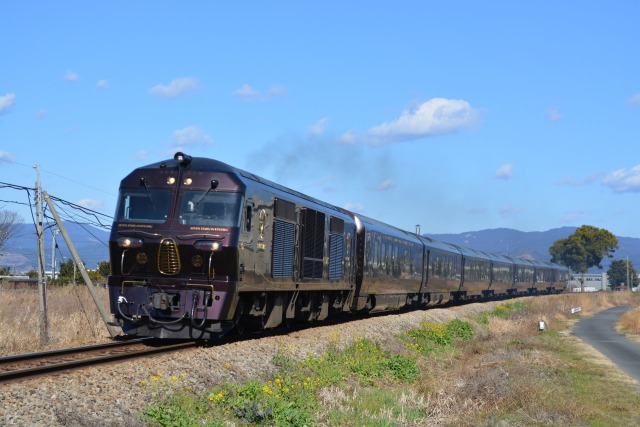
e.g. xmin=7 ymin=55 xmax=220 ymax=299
xmin=627 ymin=255 xmax=630 ymax=292
xmin=51 ymin=229 xmax=59 ymax=280
xmin=43 ymin=191 xmax=119 ymax=338
xmin=34 ymin=164 xmax=49 ymax=345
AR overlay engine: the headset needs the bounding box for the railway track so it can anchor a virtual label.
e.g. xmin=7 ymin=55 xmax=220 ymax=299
xmin=0 ymin=338 xmax=197 ymax=384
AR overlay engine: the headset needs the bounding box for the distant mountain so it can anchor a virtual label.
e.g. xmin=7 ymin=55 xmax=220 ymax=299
xmin=2 ymin=223 xmax=638 ymax=275
xmin=425 ymin=227 xmax=640 ymax=273
xmin=1 ymin=222 xmax=110 ymax=273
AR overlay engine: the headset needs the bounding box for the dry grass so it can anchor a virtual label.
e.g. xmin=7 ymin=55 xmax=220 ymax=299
xmin=409 ymin=291 xmax=640 ymax=426
xmin=619 ymin=304 xmax=640 ymax=335
xmin=0 ymin=285 xmax=114 ymax=355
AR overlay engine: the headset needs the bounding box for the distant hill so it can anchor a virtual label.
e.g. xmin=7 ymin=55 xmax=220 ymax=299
xmin=2 ymin=223 xmax=638 ymax=275
xmin=425 ymin=227 xmax=640 ymax=273
xmin=1 ymin=222 xmax=110 ymax=273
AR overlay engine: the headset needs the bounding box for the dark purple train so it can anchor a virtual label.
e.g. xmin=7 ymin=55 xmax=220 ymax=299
xmin=107 ymin=152 xmax=570 ymax=339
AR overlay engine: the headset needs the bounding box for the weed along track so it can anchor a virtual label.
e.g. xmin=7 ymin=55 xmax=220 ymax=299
xmin=2 ymin=293 xmax=640 ymax=426
xmin=0 ymin=339 xmax=196 ymax=384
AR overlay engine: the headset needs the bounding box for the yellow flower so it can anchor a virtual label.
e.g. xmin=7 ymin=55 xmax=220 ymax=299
xmin=209 ymin=391 xmax=225 ymax=402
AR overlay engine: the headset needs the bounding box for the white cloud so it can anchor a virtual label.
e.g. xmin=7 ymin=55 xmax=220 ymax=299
xmin=376 ymin=179 xmax=396 ymax=191
xmin=149 ymin=77 xmax=199 ymax=98
xmin=233 ymin=84 xmax=287 ymax=101
xmin=0 ymin=93 xmax=16 ymax=115
xmin=133 ymin=150 xmax=150 ymax=161
xmin=560 ymin=210 xmax=586 ymax=224
xmin=495 ymin=163 xmax=514 ymax=180
xmin=171 ymin=126 xmax=213 ymax=148
xmin=337 ymin=98 xmax=479 ymax=146
xmin=267 ymin=85 xmax=287 ymax=98
xmin=96 ymin=79 xmax=109 ymax=89
xmin=35 ymin=108 xmax=47 ymax=120
xmin=0 ymin=151 xmax=15 ymax=161
xmin=556 ymin=172 xmax=602 ymax=187
xmin=234 ymin=84 xmax=258 ymax=98
xmin=308 ymin=118 xmax=329 ymax=137
xmin=76 ymin=198 xmax=103 ymax=210
xmin=63 ymin=70 xmax=79 ymax=82
xmin=546 ymin=107 xmax=562 ymax=122
xmin=343 ymin=203 xmax=365 ymax=212
xmin=602 ymin=165 xmax=640 ymax=193
xmin=499 ymin=204 xmax=524 ymax=218
xmin=626 ymin=92 xmax=640 ymax=107
xmin=468 ymin=207 xmax=487 ymax=215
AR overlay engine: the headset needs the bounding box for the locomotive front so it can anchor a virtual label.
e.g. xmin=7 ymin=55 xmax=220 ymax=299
xmin=108 ymin=152 xmax=245 ymax=339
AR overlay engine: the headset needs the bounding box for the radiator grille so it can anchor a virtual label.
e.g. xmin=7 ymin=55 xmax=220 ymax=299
xmin=272 ymin=219 xmax=295 ymax=278
xmin=158 ymin=238 xmax=181 ymax=275
xmin=329 ymin=234 xmax=344 ymax=280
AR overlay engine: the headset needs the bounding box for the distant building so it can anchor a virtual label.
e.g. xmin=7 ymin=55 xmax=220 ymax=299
xmin=569 ymin=273 xmax=608 ymax=292
xmin=0 ymin=275 xmax=38 ymax=290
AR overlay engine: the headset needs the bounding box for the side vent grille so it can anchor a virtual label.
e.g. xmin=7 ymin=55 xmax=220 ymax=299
xmin=329 ymin=234 xmax=344 ymax=280
xmin=272 ymin=219 xmax=295 ymax=278
xmin=158 ymin=238 xmax=181 ymax=275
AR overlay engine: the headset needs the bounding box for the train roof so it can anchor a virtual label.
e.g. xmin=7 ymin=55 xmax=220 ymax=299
xmin=417 ymin=236 xmax=463 ymax=254
xmin=133 ymin=152 xmax=351 ymax=217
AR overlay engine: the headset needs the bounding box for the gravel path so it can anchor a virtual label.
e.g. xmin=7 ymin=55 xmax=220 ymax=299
xmin=0 ymin=302 xmax=502 ymax=426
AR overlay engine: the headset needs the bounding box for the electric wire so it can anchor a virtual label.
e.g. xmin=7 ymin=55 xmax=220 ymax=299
xmin=1 ymin=180 xmax=113 ymax=272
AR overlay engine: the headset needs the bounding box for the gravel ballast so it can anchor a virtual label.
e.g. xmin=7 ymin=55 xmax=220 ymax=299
xmin=1 ymin=301 xmax=508 ymax=426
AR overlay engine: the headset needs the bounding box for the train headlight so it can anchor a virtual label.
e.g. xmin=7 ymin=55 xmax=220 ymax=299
xmin=191 ymin=255 xmax=203 ymax=267
xmin=193 ymin=240 xmax=222 ymax=252
xmin=118 ymin=237 xmax=144 ymax=248
xmin=167 ymin=176 xmax=176 ymax=185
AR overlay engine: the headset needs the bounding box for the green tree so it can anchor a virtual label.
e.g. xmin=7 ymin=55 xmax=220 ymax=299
xmin=607 ymin=259 xmax=639 ymax=290
xmin=97 ymin=260 xmax=110 ymax=277
xmin=57 ymin=259 xmax=79 ymax=284
xmin=549 ymin=225 xmax=618 ymax=291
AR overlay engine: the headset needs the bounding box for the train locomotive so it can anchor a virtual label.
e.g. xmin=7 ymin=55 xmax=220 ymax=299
xmin=107 ymin=152 xmax=570 ymax=339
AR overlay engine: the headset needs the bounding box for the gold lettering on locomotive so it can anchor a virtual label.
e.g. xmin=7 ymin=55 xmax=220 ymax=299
xmin=258 ymin=209 xmax=266 ymax=239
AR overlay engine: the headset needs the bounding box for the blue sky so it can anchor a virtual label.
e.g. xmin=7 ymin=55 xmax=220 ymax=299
xmin=1 ymin=1 xmax=639 ymax=238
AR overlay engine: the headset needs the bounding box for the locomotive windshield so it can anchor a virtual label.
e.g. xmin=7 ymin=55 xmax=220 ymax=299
xmin=178 ymin=192 xmax=242 ymax=227
xmin=115 ymin=189 xmax=172 ymax=223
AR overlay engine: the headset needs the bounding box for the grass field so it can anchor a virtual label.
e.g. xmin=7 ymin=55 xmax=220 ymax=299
xmin=0 ymin=285 xmax=112 ymax=355
xmin=2 ymin=287 xmax=639 ymax=425
xmin=137 ymin=291 xmax=640 ymax=426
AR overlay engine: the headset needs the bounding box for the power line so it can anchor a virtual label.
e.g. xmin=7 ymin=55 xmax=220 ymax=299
xmin=0 ymin=159 xmax=117 ymax=197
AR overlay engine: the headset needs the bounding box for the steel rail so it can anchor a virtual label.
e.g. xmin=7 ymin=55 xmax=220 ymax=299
xmin=0 ymin=338 xmax=151 ymax=365
xmin=0 ymin=340 xmax=196 ymax=383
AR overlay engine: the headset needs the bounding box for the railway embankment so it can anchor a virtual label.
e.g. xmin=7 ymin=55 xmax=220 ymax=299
xmin=2 ymin=291 xmax=640 ymax=426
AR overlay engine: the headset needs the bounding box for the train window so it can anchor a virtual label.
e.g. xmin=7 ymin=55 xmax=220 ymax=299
xmin=373 ymin=237 xmax=379 ymax=268
xmin=381 ymin=243 xmax=386 ymax=269
xmin=245 ymin=202 xmax=254 ymax=231
xmin=178 ymin=192 xmax=243 ymax=227
xmin=275 ymin=199 xmax=296 ymax=221
xmin=116 ymin=189 xmax=171 ymax=223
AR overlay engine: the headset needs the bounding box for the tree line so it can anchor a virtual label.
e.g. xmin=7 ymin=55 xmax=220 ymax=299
xmin=550 ymin=225 xmax=639 ymax=290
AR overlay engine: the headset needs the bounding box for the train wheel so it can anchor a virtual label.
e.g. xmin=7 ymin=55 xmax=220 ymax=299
xmin=233 ymin=300 xmax=247 ymax=335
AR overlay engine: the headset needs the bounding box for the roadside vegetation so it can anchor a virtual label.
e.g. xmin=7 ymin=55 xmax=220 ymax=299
xmin=618 ymin=304 xmax=640 ymax=336
xmin=0 ymin=285 xmax=111 ymax=354
xmin=141 ymin=291 xmax=640 ymax=426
